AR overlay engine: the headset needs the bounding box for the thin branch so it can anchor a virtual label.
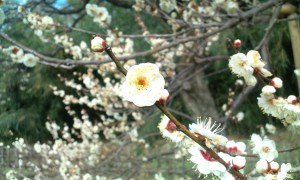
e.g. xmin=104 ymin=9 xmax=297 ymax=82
xmin=0 ymin=0 xmax=283 ymax=69
xmin=104 ymin=46 xmax=247 ymax=179
xmin=255 ymin=2 xmax=282 ymax=50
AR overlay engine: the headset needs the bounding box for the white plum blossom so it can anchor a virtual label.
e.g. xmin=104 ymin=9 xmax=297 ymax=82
xmin=229 ymin=50 xmax=271 ymax=86
xmin=189 ymin=118 xmax=228 ymax=148
xmin=236 ymin=112 xmax=244 ymax=122
xmin=2 ymin=46 xmax=24 ymax=63
xmin=265 ymin=123 xmax=276 ymax=134
xmin=247 ymin=50 xmax=272 ymax=77
xmin=158 ymin=115 xmax=185 ymax=143
xmin=122 ymin=63 xmax=165 ymax=107
xmin=188 ymin=144 xmax=226 ymax=177
xmin=251 ymin=134 xmax=278 ymax=162
xmin=226 ymin=140 xmax=246 ymax=154
xmin=159 ymin=0 xmax=177 ymax=13
xmin=277 ymin=163 xmax=292 ymax=180
xmin=22 ymin=53 xmax=39 ymax=67
xmin=229 ymin=53 xmax=254 ymax=79
xmin=257 ymin=94 xmax=286 ymax=119
xmin=86 ymin=4 xmax=111 ymax=27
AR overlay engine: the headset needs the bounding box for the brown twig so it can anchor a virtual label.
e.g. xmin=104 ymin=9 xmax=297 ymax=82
xmin=255 ymin=2 xmax=282 ymax=50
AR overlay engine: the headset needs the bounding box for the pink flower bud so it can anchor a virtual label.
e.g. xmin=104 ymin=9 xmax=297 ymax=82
xmin=233 ymin=39 xmax=241 ymax=48
xmin=158 ymin=89 xmax=170 ymax=105
xmin=256 ymin=159 xmax=270 ymax=174
xmin=287 ymin=95 xmax=297 ymax=104
xmin=270 ymin=161 xmax=280 ymax=173
xmin=53 ymin=22 xmax=60 ymax=27
xmin=91 ymin=36 xmax=107 ymax=53
xmin=232 ymin=156 xmax=246 ymax=170
xmin=270 ymin=77 xmax=283 ymax=88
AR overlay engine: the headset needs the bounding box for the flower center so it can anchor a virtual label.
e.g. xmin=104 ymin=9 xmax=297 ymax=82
xmin=228 ymin=146 xmax=239 ymax=153
xmin=165 ymin=121 xmax=176 ymax=133
xmin=200 ymin=150 xmax=215 ymax=162
xmin=238 ymin=60 xmax=245 ymax=67
xmin=12 ymin=47 xmax=19 ymax=54
xmin=135 ymin=77 xmax=148 ymax=90
xmin=262 ymin=146 xmax=270 ymax=153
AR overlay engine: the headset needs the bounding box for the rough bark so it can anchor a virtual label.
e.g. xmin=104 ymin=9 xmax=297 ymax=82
xmin=180 ymin=71 xmax=218 ymax=121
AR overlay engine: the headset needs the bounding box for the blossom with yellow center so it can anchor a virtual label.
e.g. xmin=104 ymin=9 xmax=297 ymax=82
xmin=122 ymin=63 xmax=166 ymax=107
xmin=22 ymin=53 xmax=39 ymax=67
xmin=247 ymin=50 xmax=272 ymax=77
xmin=251 ymin=133 xmax=278 ymax=162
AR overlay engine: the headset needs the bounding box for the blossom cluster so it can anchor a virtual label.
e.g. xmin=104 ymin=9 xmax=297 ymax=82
xmin=21 ymin=11 xmax=55 ymax=41
xmin=86 ymin=4 xmax=111 ymax=27
xmin=2 ymin=46 xmax=39 ymax=67
xmin=258 ymin=77 xmax=300 ymax=128
xmin=229 ymin=50 xmax=272 ymax=86
xmin=158 ymin=116 xmax=248 ymax=179
xmin=252 ymin=134 xmax=292 ymax=180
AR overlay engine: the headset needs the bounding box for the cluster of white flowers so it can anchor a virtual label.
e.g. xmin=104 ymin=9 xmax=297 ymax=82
xmin=257 ymin=77 xmax=300 ymax=128
xmin=256 ymin=160 xmax=292 ymax=180
xmin=213 ymin=0 xmax=240 ymax=15
xmin=2 ymin=46 xmax=39 ymax=67
xmin=86 ymin=4 xmax=111 ymax=27
xmin=229 ymin=50 xmax=272 ymax=86
xmin=23 ymin=13 xmax=54 ymax=30
xmin=22 ymin=12 xmax=55 ymax=41
xmin=133 ymin=0 xmax=145 ymax=11
xmin=54 ymin=34 xmax=92 ymax=60
xmin=158 ymin=116 xmax=249 ymax=179
xmin=251 ymin=134 xmax=292 ymax=179
xmin=159 ymin=0 xmax=177 ymax=13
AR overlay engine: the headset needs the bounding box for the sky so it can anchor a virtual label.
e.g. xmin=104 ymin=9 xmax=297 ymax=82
xmin=15 ymin=0 xmax=68 ymax=9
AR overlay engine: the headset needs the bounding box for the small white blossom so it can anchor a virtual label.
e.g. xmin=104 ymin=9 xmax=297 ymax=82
xmin=22 ymin=53 xmax=39 ymax=67
xmin=229 ymin=53 xmax=253 ymax=78
xmin=277 ymin=163 xmax=292 ymax=180
xmin=122 ymin=63 xmax=165 ymax=107
xmin=236 ymin=112 xmax=244 ymax=122
xmin=159 ymin=0 xmax=177 ymax=13
xmin=251 ymin=134 xmax=278 ymax=162
xmin=158 ymin=115 xmax=185 ymax=143
xmin=189 ymin=144 xmax=226 ymax=176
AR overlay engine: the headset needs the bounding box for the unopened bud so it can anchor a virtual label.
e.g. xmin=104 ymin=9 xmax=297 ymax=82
xmin=287 ymin=95 xmax=297 ymax=104
xmin=256 ymin=159 xmax=270 ymax=174
xmin=262 ymin=85 xmax=276 ymax=96
xmin=233 ymin=39 xmax=241 ymax=48
xmin=91 ymin=36 xmax=107 ymax=53
xmin=270 ymin=77 xmax=283 ymax=89
xmin=232 ymin=156 xmax=246 ymax=170
xmin=270 ymin=161 xmax=280 ymax=173
xmin=158 ymin=89 xmax=170 ymax=105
